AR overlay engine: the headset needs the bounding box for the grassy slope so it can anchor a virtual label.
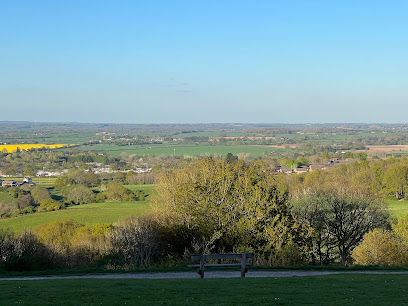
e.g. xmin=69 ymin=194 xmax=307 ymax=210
xmin=0 ymin=185 xmax=154 ymax=233
xmin=0 ymin=192 xmax=17 ymax=205
xmin=0 ymin=201 xmax=151 ymax=233
xmin=1 ymin=274 xmax=408 ymax=305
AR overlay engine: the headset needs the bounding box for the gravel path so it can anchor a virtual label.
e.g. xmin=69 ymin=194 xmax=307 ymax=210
xmin=2 ymin=270 xmax=408 ymax=281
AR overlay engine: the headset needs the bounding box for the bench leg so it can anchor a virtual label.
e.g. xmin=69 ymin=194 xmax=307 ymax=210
xmin=199 ymin=256 xmax=205 ymax=278
xmin=241 ymin=253 xmax=247 ymax=278
xmin=199 ymin=269 xmax=204 ymax=278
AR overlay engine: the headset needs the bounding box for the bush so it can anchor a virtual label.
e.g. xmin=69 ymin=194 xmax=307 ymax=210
xmin=103 ymin=183 xmax=137 ymax=202
xmin=17 ymin=194 xmax=35 ymax=209
xmin=0 ymin=230 xmax=49 ymax=271
xmin=352 ymin=229 xmax=408 ymax=267
xmin=109 ymin=216 xmax=162 ymax=267
xmin=39 ymin=199 xmax=62 ymax=211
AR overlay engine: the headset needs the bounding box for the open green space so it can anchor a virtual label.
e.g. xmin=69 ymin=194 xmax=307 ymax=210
xmin=386 ymin=198 xmax=408 ymax=218
xmin=1 ymin=274 xmax=408 ymax=305
xmin=0 ymin=192 xmax=17 ymax=205
xmin=0 ymin=185 xmax=156 ymax=233
xmin=0 ymin=200 xmax=150 ymax=233
xmin=74 ymin=144 xmax=291 ymax=157
xmin=125 ymin=184 xmax=156 ymax=199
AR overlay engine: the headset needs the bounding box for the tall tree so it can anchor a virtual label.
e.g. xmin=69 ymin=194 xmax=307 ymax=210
xmin=155 ymin=157 xmax=303 ymax=254
xmin=382 ymin=165 xmax=408 ymax=199
xmin=292 ymin=190 xmax=389 ymax=265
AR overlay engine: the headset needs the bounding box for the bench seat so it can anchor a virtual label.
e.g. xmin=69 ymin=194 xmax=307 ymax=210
xmin=188 ymin=253 xmax=254 ymax=278
xmin=187 ymin=263 xmax=252 ymax=268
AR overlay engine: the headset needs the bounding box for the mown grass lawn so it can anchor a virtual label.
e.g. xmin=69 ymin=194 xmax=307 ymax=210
xmin=0 ymin=274 xmax=408 ymax=305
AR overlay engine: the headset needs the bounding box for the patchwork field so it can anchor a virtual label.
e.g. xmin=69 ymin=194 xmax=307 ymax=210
xmin=74 ymin=144 xmax=292 ymax=157
xmin=366 ymin=145 xmax=408 ymax=152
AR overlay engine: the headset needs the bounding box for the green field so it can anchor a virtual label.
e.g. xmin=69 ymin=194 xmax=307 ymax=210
xmin=74 ymin=143 xmax=291 ymax=157
xmin=386 ymin=198 xmax=408 ymax=218
xmin=0 ymin=192 xmax=17 ymax=205
xmin=0 ymin=200 xmax=150 ymax=233
xmin=1 ymin=274 xmax=408 ymax=305
xmin=0 ymin=185 xmax=155 ymax=233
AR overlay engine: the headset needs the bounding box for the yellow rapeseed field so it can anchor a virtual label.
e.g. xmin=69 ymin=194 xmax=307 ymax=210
xmin=0 ymin=144 xmax=72 ymax=153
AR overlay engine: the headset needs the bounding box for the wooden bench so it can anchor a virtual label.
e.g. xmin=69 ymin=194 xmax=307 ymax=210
xmin=187 ymin=253 xmax=254 ymax=278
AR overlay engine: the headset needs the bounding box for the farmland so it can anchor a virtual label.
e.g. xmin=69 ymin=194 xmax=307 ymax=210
xmin=74 ymin=143 xmax=292 ymax=157
xmin=0 ymin=144 xmax=72 ymax=153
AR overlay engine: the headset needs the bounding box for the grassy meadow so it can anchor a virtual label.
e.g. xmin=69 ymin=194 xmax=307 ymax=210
xmin=0 ymin=201 xmax=151 ymax=233
xmin=1 ymin=274 xmax=408 ymax=305
xmin=386 ymin=198 xmax=408 ymax=219
xmin=0 ymin=185 xmax=155 ymax=233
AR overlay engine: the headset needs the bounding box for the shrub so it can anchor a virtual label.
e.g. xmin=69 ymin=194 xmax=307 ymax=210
xmin=17 ymin=194 xmax=35 ymax=209
xmin=352 ymin=229 xmax=408 ymax=267
xmin=103 ymin=183 xmax=137 ymax=202
xmin=109 ymin=216 xmax=162 ymax=267
xmin=40 ymin=199 xmax=61 ymax=211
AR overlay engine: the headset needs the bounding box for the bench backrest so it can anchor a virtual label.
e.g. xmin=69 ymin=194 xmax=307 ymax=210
xmin=191 ymin=253 xmax=254 ymax=261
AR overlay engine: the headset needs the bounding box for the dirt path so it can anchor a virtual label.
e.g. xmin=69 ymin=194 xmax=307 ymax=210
xmin=2 ymin=270 xmax=408 ymax=281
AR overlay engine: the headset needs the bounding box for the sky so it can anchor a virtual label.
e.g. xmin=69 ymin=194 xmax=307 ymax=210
xmin=1 ymin=0 xmax=408 ymax=124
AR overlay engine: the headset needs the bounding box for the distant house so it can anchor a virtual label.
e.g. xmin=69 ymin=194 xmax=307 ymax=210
xmin=276 ymin=165 xmax=292 ymax=174
xmin=2 ymin=180 xmax=18 ymax=187
xmin=294 ymin=166 xmax=309 ymax=174
xmin=309 ymin=164 xmax=327 ymax=172
xmin=328 ymin=158 xmax=340 ymax=165
xmin=23 ymin=177 xmax=33 ymax=184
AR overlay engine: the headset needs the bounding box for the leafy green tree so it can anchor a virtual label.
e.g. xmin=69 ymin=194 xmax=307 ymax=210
xmin=104 ymin=183 xmax=137 ymax=202
xmin=155 ymin=158 xmax=303 ymax=254
xmin=225 ymin=153 xmax=238 ymax=164
xmin=55 ymin=176 xmax=72 ymax=190
xmin=17 ymin=194 xmax=35 ymax=209
xmin=30 ymin=186 xmax=51 ymax=205
xmin=66 ymin=185 xmax=95 ymax=205
xmin=292 ymin=190 xmax=389 ymax=265
xmin=23 ymin=167 xmax=35 ymax=177
xmin=382 ymin=165 xmax=408 ymax=199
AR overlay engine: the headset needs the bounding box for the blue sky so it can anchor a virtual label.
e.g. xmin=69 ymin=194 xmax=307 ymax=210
xmin=1 ymin=0 xmax=408 ymax=123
